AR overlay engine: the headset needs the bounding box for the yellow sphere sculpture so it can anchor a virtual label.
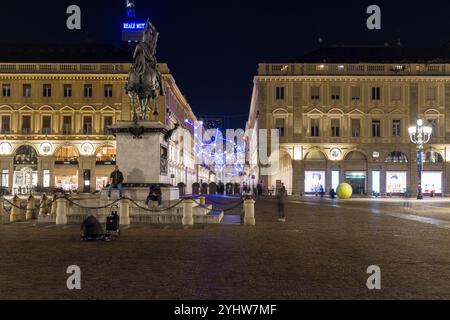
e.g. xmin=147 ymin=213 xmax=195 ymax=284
xmin=337 ymin=183 xmax=353 ymax=199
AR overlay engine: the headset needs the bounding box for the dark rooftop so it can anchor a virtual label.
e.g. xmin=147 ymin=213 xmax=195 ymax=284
xmin=0 ymin=44 xmax=134 ymax=63
xmin=297 ymin=46 xmax=450 ymax=64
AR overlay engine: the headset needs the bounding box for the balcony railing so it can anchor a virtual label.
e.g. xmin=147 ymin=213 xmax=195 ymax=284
xmin=258 ymin=63 xmax=450 ymax=77
xmin=0 ymin=63 xmax=170 ymax=75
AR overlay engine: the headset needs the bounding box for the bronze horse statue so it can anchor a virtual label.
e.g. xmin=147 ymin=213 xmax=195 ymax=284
xmin=126 ymin=20 xmax=165 ymax=122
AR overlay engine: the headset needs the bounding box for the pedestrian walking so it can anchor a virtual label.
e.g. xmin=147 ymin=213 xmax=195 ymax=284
xmin=276 ymin=184 xmax=287 ymax=222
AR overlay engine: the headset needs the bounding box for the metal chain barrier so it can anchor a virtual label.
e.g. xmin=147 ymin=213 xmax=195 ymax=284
xmin=1 ymin=194 xmax=249 ymax=217
xmin=127 ymin=197 xmax=184 ymax=213
xmin=63 ymin=196 xmax=122 ymax=210
xmin=192 ymin=198 xmax=245 ymax=214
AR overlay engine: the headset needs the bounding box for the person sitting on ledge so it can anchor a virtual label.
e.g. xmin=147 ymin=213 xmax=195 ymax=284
xmin=146 ymin=184 xmax=162 ymax=207
xmin=108 ymin=165 xmax=124 ymax=200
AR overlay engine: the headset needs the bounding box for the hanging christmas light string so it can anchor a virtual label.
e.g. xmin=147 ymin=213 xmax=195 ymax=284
xmin=184 ymin=119 xmax=246 ymax=179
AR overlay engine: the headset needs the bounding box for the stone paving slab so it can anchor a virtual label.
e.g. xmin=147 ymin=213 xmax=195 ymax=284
xmin=1 ymin=198 xmax=450 ymax=300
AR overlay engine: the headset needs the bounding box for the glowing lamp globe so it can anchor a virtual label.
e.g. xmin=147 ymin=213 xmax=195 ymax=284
xmin=337 ymin=183 xmax=353 ymax=199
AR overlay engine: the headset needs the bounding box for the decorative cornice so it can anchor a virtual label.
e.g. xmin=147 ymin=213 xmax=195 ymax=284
xmin=254 ymin=76 xmax=450 ymax=82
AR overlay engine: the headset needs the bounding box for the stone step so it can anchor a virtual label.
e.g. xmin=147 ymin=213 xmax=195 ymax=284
xmin=195 ymin=210 xmax=224 ymax=224
xmin=193 ymin=205 xmax=212 ymax=216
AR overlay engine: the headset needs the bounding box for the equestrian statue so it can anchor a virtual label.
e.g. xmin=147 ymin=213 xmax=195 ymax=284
xmin=126 ymin=20 xmax=165 ymax=122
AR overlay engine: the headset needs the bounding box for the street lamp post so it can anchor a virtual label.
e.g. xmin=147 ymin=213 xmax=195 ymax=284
xmin=408 ymin=119 xmax=432 ymax=200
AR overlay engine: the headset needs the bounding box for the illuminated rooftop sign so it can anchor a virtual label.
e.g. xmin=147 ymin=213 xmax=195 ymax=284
xmin=122 ymin=22 xmax=146 ymax=30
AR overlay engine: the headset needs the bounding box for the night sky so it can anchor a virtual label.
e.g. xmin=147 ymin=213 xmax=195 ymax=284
xmin=1 ymin=0 xmax=450 ymax=128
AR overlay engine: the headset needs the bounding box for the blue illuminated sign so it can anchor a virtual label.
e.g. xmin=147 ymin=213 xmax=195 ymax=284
xmin=122 ymin=22 xmax=146 ymax=30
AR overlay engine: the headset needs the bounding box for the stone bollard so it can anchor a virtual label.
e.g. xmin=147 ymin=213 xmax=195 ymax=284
xmin=119 ymin=198 xmax=130 ymax=226
xmin=182 ymin=198 xmax=195 ymax=226
xmin=244 ymin=196 xmax=256 ymax=226
xmin=0 ymin=196 xmax=5 ymax=218
xmin=39 ymin=194 xmax=48 ymax=216
xmin=50 ymin=194 xmax=58 ymax=216
xmin=26 ymin=195 xmax=35 ymax=220
xmin=10 ymin=195 xmax=20 ymax=223
xmin=56 ymin=197 xmax=68 ymax=225
xmin=0 ymin=196 xmax=4 ymax=222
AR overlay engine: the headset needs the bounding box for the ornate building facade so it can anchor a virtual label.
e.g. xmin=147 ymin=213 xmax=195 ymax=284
xmin=0 ymin=44 xmax=206 ymax=194
xmin=247 ymin=46 xmax=450 ymax=196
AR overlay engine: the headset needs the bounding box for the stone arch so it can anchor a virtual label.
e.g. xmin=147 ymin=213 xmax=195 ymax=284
xmin=424 ymin=109 xmax=440 ymax=116
xmin=304 ymin=149 xmax=327 ymax=161
xmin=328 ymin=108 xmax=344 ymax=115
xmin=0 ymin=105 xmax=13 ymax=111
xmin=54 ymin=144 xmax=79 ymax=162
xmin=268 ymin=149 xmax=293 ymax=194
xmin=39 ymin=105 xmax=55 ymax=111
xmin=80 ymin=105 xmax=96 ymax=112
xmin=368 ymin=108 xmax=384 ymax=115
xmin=389 ymin=108 xmax=404 ymax=115
xmin=95 ymin=144 xmax=117 ymax=162
xmin=344 ymin=150 xmax=368 ymax=161
xmin=13 ymin=145 xmax=38 ymax=165
xmin=424 ymin=149 xmax=444 ymax=163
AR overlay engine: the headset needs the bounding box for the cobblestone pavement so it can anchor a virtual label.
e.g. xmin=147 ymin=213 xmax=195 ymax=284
xmin=1 ymin=197 xmax=450 ymax=300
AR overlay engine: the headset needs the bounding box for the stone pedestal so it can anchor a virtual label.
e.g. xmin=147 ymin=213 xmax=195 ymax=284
xmin=106 ymin=121 xmax=180 ymax=204
xmin=109 ymin=121 xmax=171 ymax=185
xmin=100 ymin=187 xmax=179 ymax=203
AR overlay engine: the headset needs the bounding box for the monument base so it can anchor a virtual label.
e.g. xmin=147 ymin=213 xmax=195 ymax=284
xmin=108 ymin=121 xmax=172 ymax=185
xmin=100 ymin=186 xmax=180 ymax=203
